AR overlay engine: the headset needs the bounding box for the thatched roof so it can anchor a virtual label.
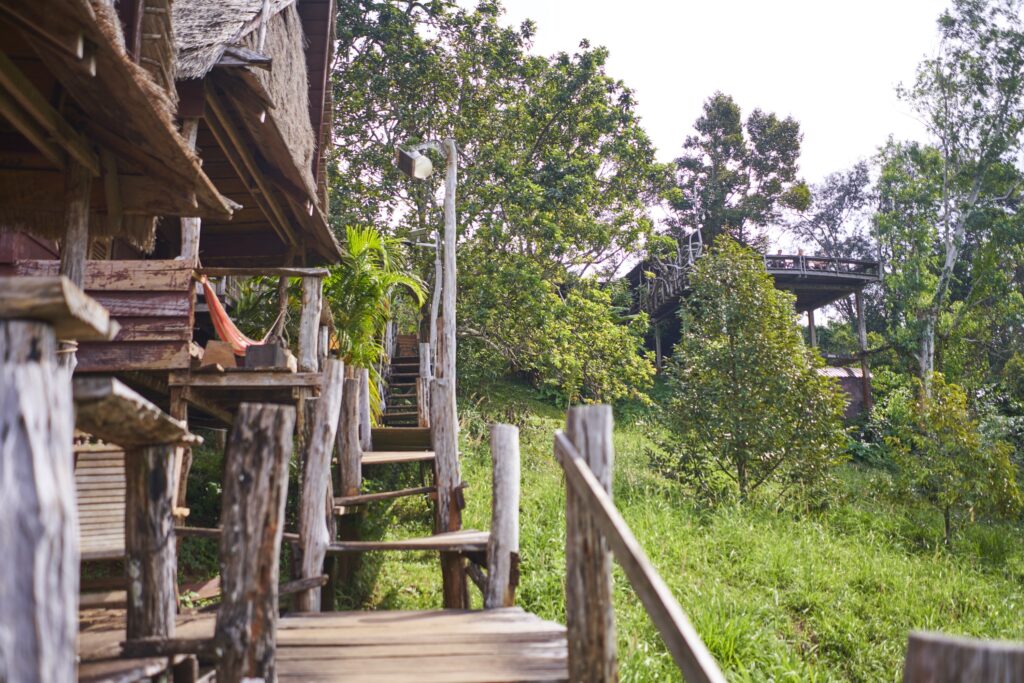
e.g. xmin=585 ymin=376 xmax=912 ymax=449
xmin=174 ymin=0 xmax=295 ymax=80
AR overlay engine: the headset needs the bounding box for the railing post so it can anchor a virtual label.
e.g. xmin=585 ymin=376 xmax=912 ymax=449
xmin=485 ymin=424 xmax=520 ymax=609
xmin=357 ymin=367 xmax=372 ymax=451
xmin=296 ymin=360 xmax=344 ymax=612
xmin=904 ymin=632 xmax=1024 ymax=682
xmin=125 ymin=444 xmax=177 ymax=640
xmin=0 ymin=319 xmax=77 ymax=682
xmin=338 ymin=377 xmax=362 ymax=497
xmin=418 ymin=342 xmax=431 ymax=428
xmin=431 ymin=377 xmax=467 ymax=608
xmin=564 ymin=404 xmax=617 ymax=682
xmin=214 ymin=403 xmax=295 ymax=683
xmin=298 ymin=276 xmax=322 ymax=372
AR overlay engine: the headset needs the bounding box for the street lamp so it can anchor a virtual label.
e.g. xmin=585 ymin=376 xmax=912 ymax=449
xmin=396 ymin=139 xmax=457 ymax=389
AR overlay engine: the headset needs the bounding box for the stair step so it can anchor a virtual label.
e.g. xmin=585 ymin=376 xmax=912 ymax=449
xmin=334 ymin=485 xmax=436 ymax=509
xmin=371 ymin=427 xmax=432 ymax=450
xmin=362 ymin=450 xmax=434 ymax=465
xmin=325 ymin=530 xmax=489 ymax=554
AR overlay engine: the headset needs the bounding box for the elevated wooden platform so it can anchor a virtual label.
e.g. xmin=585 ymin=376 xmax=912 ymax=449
xmin=77 ymin=608 xmax=567 ymax=683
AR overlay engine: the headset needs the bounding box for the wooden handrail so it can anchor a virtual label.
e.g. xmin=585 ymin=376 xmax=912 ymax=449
xmin=554 ymin=429 xmax=726 ymax=683
xmin=196 ymin=267 xmax=329 ymax=278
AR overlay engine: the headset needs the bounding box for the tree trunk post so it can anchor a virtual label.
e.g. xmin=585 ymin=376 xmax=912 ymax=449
xmin=273 ymin=276 xmax=288 ymax=340
xmin=564 ymin=404 xmax=617 ymax=682
xmin=298 ymin=277 xmax=322 ymax=372
xmin=440 ymin=138 xmax=457 ymax=386
xmin=430 ymin=377 xmax=467 ymax=608
xmin=179 ymin=118 xmax=202 ymax=265
xmin=807 ymin=308 xmax=817 ymax=348
xmin=358 ymin=367 xmax=372 ymax=451
xmin=338 ymin=377 xmax=362 ymax=497
xmin=0 ymin=320 xmax=77 ymax=683
xmin=59 ymin=159 xmax=92 ymax=373
xmin=418 ymin=342 xmax=431 ymax=428
xmin=125 ymin=444 xmax=177 ymax=640
xmin=296 ymin=360 xmax=345 ymax=612
xmin=485 ymin=424 xmax=520 ymax=609
xmin=654 ymin=322 xmax=663 ymax=372
xmin=903 ymin=631 xmax=1024 ymax=682
xmin=214 ymin=403 xmax=296 ymax=683
xmin=855 ymin=291 xmax=872 ymax=411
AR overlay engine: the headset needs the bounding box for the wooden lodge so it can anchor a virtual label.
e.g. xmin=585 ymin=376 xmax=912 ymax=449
xmin=0 ymin=2 xmax=1019 ymax=682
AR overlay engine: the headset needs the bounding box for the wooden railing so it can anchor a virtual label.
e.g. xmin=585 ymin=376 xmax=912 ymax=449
xmin=763 ymin=254 xmax=880 ymax=279
xmin=553 ymin=405 xmax=726 ymax=683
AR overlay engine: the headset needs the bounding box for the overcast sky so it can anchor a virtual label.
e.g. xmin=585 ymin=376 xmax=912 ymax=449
xmin=493 ymin=0 xmax=949 ymax=185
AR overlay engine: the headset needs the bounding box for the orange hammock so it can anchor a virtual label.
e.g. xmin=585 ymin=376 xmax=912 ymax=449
xmin=200 ymin=276 xmax=278 ymax=357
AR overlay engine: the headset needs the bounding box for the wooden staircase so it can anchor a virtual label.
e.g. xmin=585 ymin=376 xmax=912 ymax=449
xmin=381 ymin=351 xmax=422 ymax=427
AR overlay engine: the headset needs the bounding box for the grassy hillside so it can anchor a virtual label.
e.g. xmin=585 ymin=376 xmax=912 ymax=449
xmin=332 ymin=378 xmax=1024 ymax=682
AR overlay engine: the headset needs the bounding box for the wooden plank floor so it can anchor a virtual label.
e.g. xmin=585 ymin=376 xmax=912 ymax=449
xmin=77 ymin=608 xmax=566 ymax=682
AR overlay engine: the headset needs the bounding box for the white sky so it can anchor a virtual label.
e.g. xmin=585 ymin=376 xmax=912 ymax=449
xmin=492 ymin=0 xmax=948 ymax=184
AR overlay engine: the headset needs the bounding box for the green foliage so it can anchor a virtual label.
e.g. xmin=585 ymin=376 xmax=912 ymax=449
xmin=671 ymin=92 xmax=808 ymax=248
xmin=664 ymin=239 xmax=848 ymax=500
xmin=324 ymin=225 xmax=424 ymax=369
xmin=330 ymin=0 xmax=663 ymax=401
xmin=879 ymin=374 xmax=1022 ymax=543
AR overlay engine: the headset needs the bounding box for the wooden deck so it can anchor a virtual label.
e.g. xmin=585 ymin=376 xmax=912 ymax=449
xmin=78 ymin=608 xmax=567 ymax=683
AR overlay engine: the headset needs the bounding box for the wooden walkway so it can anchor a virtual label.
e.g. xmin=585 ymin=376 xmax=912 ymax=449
xmin=78 ymin=608 xmax=567 ymax=682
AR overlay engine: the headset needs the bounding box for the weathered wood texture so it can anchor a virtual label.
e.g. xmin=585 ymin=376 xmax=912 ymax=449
xmin=76 ymin=447 xmax=127 ymax=561
xmin=903 ymin=631 xmax=1024 ymax=683
xmin=74 ymin=377 xmax=200 ymax=448
xmin=855 ymin=290 xmax=873 ymax=411
xmin=298 ymin=276 xmax=322 ymax=372
xmin=0 ymin=276 xmax=118 ymax=341
xmin=485 ymin=424 xmax=520 ymax=609
xmin=358 ymin=367 xmax=372 ymax=450
xmin=338 ymin=377 xmax=362 ymax=497
xmin=60 ymin=158 xmax=92 ymax=290
xmin=418 ymin=342 xmax=431 ymax=428
xmin=326 ymin=530 xmax=489 ymax=554
xmin=564 ymin=405 xmax=617 ymax=682
xmin=297 ymin=359 xmax=345 ymax=612
xmin=125 ymin=444 xmax=177 ymax=641
xmin=215 ymin=403 xmax=296 ymax=683
xmin=0 ymin=320 xmax=78 ymax=682
xmin=554 ymin=428 xmax=726 ymax=683
xmin=430 ymin=377 xmax=467 ymax=609
xmin=440 ymin=138 xmax=457 ymax=385
xmin=180 ymin=118 xmax=202 ymax=265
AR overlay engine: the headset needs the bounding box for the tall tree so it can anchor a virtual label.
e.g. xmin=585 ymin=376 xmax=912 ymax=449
xmin=882 ymin=0 xmax=1024 ymax=391
xmin=669 ymin=92 xmax=809 ymax=249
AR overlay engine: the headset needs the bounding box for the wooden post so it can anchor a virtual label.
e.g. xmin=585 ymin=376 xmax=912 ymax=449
xmin=485 ymin=424 xmax=520 ymax=609
xmin=273 ymin=275 xmax=288 ymax=340
xmin=564 ymin=404 xmax=617 ymax=682
xmin=903 ymin=631 xmax=1024 ymax=682
xmin=215 ymin=403 xmax=296 ymax=683
xmin=60 ymin=159 xmax=92 ymax=290
xmin=296 ymin=360 xmax=345 ymax=612
xmin=298 ymin=277 xmax=322 ymax=372
xmin=807 ymin=308 xmax=817 ymax=348
xmin=855 ymin=291 xmax=873 ymax=412
xmin=0 ymin=320 xmax=77 ymax=682
xmin=358 ymin=367 xmax=372 ymax=451
xmin=418 ymin=342 xmax=431 ymax=428
xmin=440 ymin=138 xmax=457 ymax=386
xmin=431 ymin=377 xmax=467 ymax=608
xmin=179 ymin=118 xmax=202 ymax=265
xmin=338 ymin=377 xmax=362 ymax=497
xmin=125 ymin=444 xmax=177 ymax=640
xmin=654 ymin=322 xmax=663 ymax=372
xmin=169 ymin=387 xmax=191 ymax=510
xmin=318 ymin=324 xmax=330 ymax=369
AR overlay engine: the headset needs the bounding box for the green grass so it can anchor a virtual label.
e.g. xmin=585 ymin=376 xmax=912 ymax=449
xmin=330 ymin=378 xmax=1024 ymax=682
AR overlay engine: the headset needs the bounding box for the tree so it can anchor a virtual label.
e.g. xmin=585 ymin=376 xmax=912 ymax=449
xmin=669 ymin=92 xmax=809 ymax=249
xmin=879 ymin=373 xmax=1021 ymax=544
xmin=329 ymin=0 xmax=662 ymax=399
xmin=883 ymin=0 xmax=1024 ymax=392
xmin=665 ymin=239 xmax=848 ymax=500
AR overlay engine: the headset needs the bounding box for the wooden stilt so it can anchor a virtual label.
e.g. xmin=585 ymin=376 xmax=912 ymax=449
xmin=125 ymin=444 xmax=177 ymax=640
xmin=214 ymin=403 xmax=296 ymax=682
xmin=298 ymin=277 xmax=322 ymax=372
xmin=296 ymin=359 xmax=345 ymax=612
xmin=0 ymin=320 xmax=77 ymax=682
xmin=358 ymin=367 xmax=372 ymax=451
xmin=807 ymin=308 xmax=817 ymax=348
xmin=59 ymin=159 xmax=92 ymax=290
xmin=485 ymin=424 xmax=520 ymax=609
xmin=179 ymin=119 xmax=202 ymax=265
xmin=339 ymin=377 xmax=362 ymax=497
xmin=431 ymin=377 xmax=467 ymax=609
xmin=564 ymin=405 xmax=617 ymax=682
xmin=855 ymin=291 xmax=872 ymax=412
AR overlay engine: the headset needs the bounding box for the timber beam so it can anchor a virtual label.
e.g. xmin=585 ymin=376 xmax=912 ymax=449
xmin=168 ymin=370 xmax=323 ymax=389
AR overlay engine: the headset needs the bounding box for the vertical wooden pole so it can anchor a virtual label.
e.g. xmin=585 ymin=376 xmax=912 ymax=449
xmin=430 ymin=377 xmax=467 ymax=608
xmin=855 ymin=291 xmax=873 ymax=412
xmin=564 ymin=404 xmax=617 ymax=682
xmin=339 ymin=377 xmax=362 ymax=497
xmin=215 ymin=403 xmax=295 ymax=683
xmin=169 ymin=387 xmax=191 ymax=510
xmin=296 ymin=360 xmax=345 ymax=612
xmin=440 ymin=139 xmax=457 ymax=386
xmin=418 ymin=342 xmax=431 ymax=428
xmin=0 ymin=320 xmax=77 ymax=683
xmin=273 ymin=276 xmax=289 ymax=340
xmin=298 ymin=277 xmax=322 ymax=372
xmin=485 ymin=424 xmax=520 ymax=609
xmin=318 ymin=325 xmax=330 ymax=369
xmin=358 ymin=367 xmax=372 ymax=451
xmin=179 ymin=119 xmax=202 ymax=265
xmin=807 ymin=308 xmax=817 ymax=348
xmin=903 ymin=631 xmax=1024 ymax=682
xmin=654 ymin=322 xmax=663 ymax=372
xmin=60 ymin=159 xmax=92 ymax=290
xmin=125 ymin=444 xmax=177 ymax=640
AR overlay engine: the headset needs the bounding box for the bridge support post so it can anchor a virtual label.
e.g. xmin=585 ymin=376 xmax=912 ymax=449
xmin=855 ymin=291 xmax=872 ymax=412
xmin=807 ymin=308 xmax=817 ymax=348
